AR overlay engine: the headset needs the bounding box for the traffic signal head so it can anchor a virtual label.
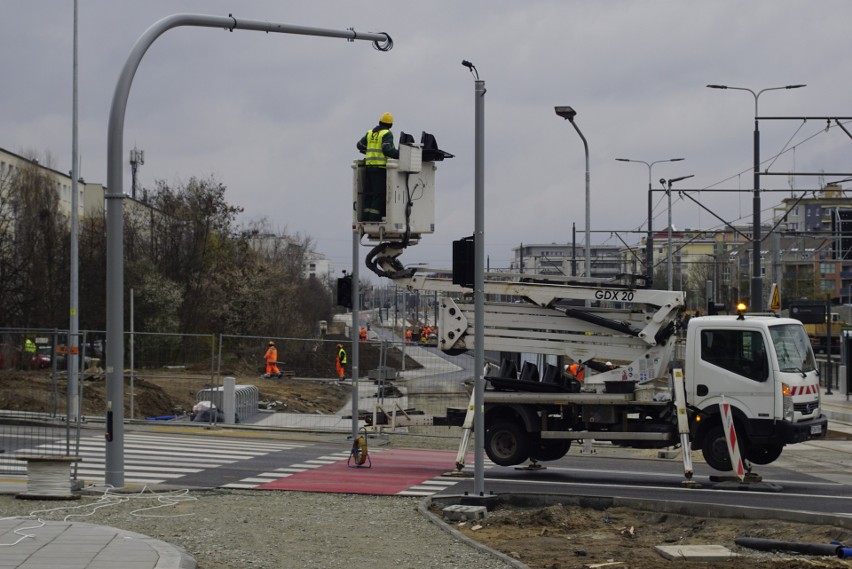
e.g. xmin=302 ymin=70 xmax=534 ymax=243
xmin=337 ymin=275 xmax=353 ymax=308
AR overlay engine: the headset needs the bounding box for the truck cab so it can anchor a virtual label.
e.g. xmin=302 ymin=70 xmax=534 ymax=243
xmin=685 ymin=315 xmax=827 ymax=470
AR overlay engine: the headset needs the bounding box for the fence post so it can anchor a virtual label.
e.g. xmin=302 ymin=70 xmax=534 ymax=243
xmin=223 ymin=376 xmax=236 ymax=424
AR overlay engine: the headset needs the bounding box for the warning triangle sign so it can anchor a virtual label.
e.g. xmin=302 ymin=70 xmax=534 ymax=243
xmin=769 ymin=283 xmax=781 ymax=311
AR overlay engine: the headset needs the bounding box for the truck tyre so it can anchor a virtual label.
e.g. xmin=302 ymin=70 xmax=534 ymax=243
xmin=747 ymin=444 xmax=783 ymax=465
xmin=485 ymin=421 xmax=531 ymax=466
xmin=701 ymin=424 xmax=746 ymax=472
xmin=530 ymin=439 xmax=571 ymax=462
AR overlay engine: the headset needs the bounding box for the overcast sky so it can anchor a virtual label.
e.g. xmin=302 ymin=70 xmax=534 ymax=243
xmin=3 ymin=1 xmax=851 ymax=281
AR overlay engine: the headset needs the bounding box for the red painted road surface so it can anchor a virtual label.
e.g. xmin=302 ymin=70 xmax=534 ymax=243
xmin=257 ymin=448 xmax=462 ymax=495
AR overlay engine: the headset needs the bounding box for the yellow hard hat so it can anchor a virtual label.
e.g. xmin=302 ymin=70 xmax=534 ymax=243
xmin=268 ymin=341 xmax=275 ymax=346
xmin=379 ymin=112 xmax=393 ymax=125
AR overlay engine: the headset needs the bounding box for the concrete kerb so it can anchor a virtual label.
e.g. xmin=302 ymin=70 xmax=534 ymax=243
xmin=420 ymin=492 xmax=852 ymax=568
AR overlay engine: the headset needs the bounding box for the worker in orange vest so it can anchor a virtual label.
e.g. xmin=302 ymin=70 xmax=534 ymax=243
xmin=405 ymin=329 xmax=412 ymax=343
xmin=264 ymin=341 xmax=280 ymax=378
xmin=360 ymin=326 xmax=367 ymax=342
xmin=336 ymin=343 xmax=348 ymax=381
xmin=568 ymin=361 xmax=585 ymax=381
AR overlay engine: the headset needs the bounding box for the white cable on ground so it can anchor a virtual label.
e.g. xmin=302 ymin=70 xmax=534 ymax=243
xmin=0 ymin=519 xmax=45 ymax=547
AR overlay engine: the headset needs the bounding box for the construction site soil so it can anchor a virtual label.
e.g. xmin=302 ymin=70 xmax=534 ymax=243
xmin=448 ymin=502 xmax=852 ymax=568
xmin=0 ymin=337 xmax=419 ymax=418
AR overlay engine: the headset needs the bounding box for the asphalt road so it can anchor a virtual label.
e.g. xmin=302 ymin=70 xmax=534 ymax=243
xmin=7 ymin=424 xmax=849 ymax=520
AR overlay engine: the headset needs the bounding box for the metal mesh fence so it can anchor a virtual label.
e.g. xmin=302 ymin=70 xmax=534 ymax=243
xmin=0 ymin=328 xmax=83 ymax=477
xmin=1 ymin=321 xmax=478 ymax=477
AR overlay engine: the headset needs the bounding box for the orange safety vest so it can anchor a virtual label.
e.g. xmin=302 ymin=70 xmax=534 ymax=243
xmin=569 ymin=363 xmax=585 ymax=381
xmin=265 ymin=346 xmax=277 ymax=362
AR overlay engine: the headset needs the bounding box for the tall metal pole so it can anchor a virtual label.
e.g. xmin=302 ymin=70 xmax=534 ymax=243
xmin=615 ymin=157 xmax=684 ymax=287
xmin=555 ymin=106 xmax=590 ymax=278
xmin=667 ymin=180 xmax=673 ymax=290
xmin=665 ymin=175 xmax=694 ymax=291
xmin=105 ymin=13 xmax=391 ymax=487
xmin=473 ymin=73 xmax=486 ymax=496
xmin=707 ymin=83 xmax=805 ymax=309
xmin=350 ymin=226 xmax=360 ymax=439
xmin=68 ymin=0 xmax=80 ymax=426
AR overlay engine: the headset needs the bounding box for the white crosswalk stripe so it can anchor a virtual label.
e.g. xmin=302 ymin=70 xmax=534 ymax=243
xmin=396 ymin=463 xmax=495 ymax=497
xmin=221 ymin=450 xmax=357 ymax=488
xmin=5 ymin=433 xmax=306 ymax=484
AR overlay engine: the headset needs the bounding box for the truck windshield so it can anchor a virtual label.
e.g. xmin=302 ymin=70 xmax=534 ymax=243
xmin=770 ymin=324 xmax=816 ymax=373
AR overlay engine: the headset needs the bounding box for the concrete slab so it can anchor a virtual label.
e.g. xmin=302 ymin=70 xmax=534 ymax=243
xmin=442 ymin=504 xmax=487 ymax=522
xmin=654 ymin=544 xmax=738 ymax=561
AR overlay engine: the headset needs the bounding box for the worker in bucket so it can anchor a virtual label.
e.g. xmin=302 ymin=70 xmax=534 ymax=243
xmin=336 ymin=343 xmax=348 ymax=381
xmin=568 ymin=360 xmax=585 ymax=381
xmin=264 ymin=341 xmax=281 ymax=379
xmin=356 ymin=112 xmax=399 ymax=222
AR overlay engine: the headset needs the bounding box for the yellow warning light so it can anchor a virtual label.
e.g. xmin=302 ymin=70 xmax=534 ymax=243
xmin=736 ymin=302 xmax=747 ymax=312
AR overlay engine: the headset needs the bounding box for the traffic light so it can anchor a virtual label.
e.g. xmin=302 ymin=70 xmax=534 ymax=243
xmin=337 ymin=275 xmax=352 ymax=308
xmin=452 ymin=235 xmax=475 ymax=288
xmin=707 ymin=300 xmax=725 ymax=315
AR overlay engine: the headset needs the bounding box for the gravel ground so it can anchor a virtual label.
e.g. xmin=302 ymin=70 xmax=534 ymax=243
xmin=0 ymin=488 xmax=514 ymax=569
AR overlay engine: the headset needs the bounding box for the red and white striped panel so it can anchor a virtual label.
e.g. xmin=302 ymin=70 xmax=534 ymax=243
xmin=789 ymin=384 xmax=819 ymax=396
xmin=719 ymin=400 xmax=745 ymax=481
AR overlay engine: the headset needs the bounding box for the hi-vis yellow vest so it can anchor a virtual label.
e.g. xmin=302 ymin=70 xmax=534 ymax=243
xmin=365 ymin=129 xmax=390 ymax=168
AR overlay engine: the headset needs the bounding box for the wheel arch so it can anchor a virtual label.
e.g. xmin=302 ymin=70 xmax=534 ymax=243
xmin=485 ymin=404 xmax=539 ymax=434
xmin=690 ymin=404 xmax=751 ymax=451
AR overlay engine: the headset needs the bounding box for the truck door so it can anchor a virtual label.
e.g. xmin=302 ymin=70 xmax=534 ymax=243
xmin=693 ymin=328 xmax=773 ymax=419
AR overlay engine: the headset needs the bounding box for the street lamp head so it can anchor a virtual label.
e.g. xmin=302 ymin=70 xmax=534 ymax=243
xmin=671 ymin=158 xmax=685 ymax=162
xmin=554 ymin=106 xmax=577 ymax=121
xmin=706 ymin=84 xmax=728 ymax=89
xmin=668 ymin=174 xmax=695 ymax=185
xmin=615 ymin=158 xmax=630 ymax=162
xmin=785 ymin=84 xmax=806 ymax=89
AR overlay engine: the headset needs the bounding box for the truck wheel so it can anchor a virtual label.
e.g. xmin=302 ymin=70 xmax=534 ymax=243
xmin=701 ymin=424 xmax=745 ymax=472
xmin=530 ymin=439 xmax=571 ymax=462
xmin=747 ymin=444 xmax=783 ymax=465
xmin=485 ymin=421 xmax=531 ymax=466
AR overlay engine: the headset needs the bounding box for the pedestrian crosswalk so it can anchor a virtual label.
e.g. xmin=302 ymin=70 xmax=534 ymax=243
xmin=223 ymin=447 xmax=493 ymax=497
xmin=221 ymin=450 xmax=356 ymax=488
xmin=4 ymin=432 xmax=491 ymax=497
xmin=6 ymin=432 xmax=307 ymax=485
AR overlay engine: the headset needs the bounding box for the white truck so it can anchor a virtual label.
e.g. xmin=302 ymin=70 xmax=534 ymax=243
xmin=392 ymin=272 xmax=828 ymax=473
xmin=355 ymin=144 xmax=827 ymax=474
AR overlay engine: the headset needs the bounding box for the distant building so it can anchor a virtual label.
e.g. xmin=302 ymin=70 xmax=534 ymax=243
xmin=509 ymin=242 xmax=621 ymax=279
xmin=0 ymin=146 xmax=105 ymax=220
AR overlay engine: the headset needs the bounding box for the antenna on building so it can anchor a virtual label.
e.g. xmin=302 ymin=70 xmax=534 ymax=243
xmin=129 ymin=146 xmax=145 ymax=199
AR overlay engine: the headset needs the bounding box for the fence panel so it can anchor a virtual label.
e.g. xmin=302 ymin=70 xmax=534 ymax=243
xmin=213 ymin=328 xmax=471 ymax=441
xmin=126 ymin=332 xmax=217 ymax=422
xmin=0 ymin=328 xmax=82 ymax=477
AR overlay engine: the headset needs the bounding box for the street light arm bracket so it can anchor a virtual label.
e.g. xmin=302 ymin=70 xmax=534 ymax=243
xmin=372 ymin=32 xmax=393 ymax=51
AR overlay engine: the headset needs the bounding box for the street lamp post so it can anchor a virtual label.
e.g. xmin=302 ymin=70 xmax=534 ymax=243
xmin=615 ymin=157 xmax=684 ymax=286
xmin=663 ymin=175 xmax=694 ymax=290
xmin=555 ymin=106 xmax=590 ymax=278
xmin=706 ymin=83 xmax=805 ymax=310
